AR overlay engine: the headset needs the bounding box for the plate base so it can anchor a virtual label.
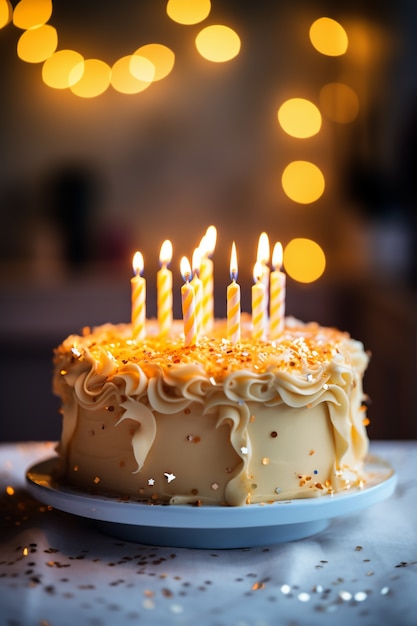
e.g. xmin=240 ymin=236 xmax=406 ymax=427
xmin=95 ymin=518 xmax=330 ymax=548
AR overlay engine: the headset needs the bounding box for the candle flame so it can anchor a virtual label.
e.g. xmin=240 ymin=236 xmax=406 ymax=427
xmin=253 ymin=261 xmax=263 ymax=283
xmin=180 ymin=256 xmax=192 ymax=282
xmin=200 ymin=225 xmax=217 ymax=257
xmin=230 ymin=241 xmax=238 ymax=281
xmin=192 ymin=247 xmax=202 ymax=275
xmin=132 ymin=251 xmax=144 ymax=275
xmin=257 ymin=232 xmax=270 ymax=265
xmin=159 ymin=239 xmax=173 ymax=266
xmin=272 ymin=242 xmax=283 ymax=270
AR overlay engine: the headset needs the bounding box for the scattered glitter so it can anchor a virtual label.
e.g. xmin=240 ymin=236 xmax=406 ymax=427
xmin=309 ymin=449 xmax=315 ymax=455
xmin=323 ymin=383 xmax=329 ymax=390
xmin=60 ymin=369 xmax=67 ymax=376
xmin=354 ymin=591 xmax=367 ymax=602
xmin=380 ymin=586 xmax=390 ymax=595
xmin=211 ymin=482 xmax=219 ymax=491
xmin=306 ymin=374 xmax=313 ymax=382
xmin=164 ymin=473 xmax=176 ymax=483
xmin=298 ymin=592 xmax=310 ymax=602
xmin=93 ymin=476 xmax=101 ymax=484
xmin=261 ymin=457 xmax=270 ymax=465
xmin=147 ymin=478 xmax=155 ymax=486
xmin=280 ymin=584 xmax=291 ymax=595
xmin=240 ymin=447 xmax=248 ymax=455
xmin=275 ymin=487 xmax=281 ymax=494
xmin=339 ymin=590 xmax=352 ymax=601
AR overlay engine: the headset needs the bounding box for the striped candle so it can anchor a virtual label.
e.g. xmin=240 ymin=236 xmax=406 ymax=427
xmin=131 ymin=251 xmax=146 ymax=340
xmin=269 ymin=242 xmax=286 ymax=339
xmin=252 ymin=261 xmax=266 ymax=341
xmin=227 ymin=242 xmax=241 ymax=343
xmin=199 ymin=225 xmax=217 ymax=333
xmin=157 ymin=239 xmax=173 ymax=337
xmin=191 ymin=248 xmax=203 ymax=337
xmin=180 ymin=256 xmax=197 ymax=346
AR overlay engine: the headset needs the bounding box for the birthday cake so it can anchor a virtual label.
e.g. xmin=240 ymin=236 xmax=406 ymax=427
xmin=53 ymin=316 xmax=370 ymax=506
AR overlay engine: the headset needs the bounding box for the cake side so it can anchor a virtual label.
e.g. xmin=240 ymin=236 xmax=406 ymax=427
xmin=53 ymin=317 xmax=370 ymax=506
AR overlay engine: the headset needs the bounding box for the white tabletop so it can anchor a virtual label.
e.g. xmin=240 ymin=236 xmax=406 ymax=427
xmin=1 ymin=440 xmax=416 ymax=626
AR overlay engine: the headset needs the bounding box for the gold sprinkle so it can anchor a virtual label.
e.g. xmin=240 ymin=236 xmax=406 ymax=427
xmin=261 ymin=457 xmax=270 ymax=466
xmin=93 ymin=476 xmax=101 ymax=484
xmin=60 ymin=369 xmax=67 ymax=376
xmin=73 ymin=465 xmax=79 ymax=472
xmin=309 ymin=449 xmax=315 ymax=455
xmin=250 ymin=415 xmax=255 ymax=423
xmin=6 ymin=485 xmax=14 ymax=496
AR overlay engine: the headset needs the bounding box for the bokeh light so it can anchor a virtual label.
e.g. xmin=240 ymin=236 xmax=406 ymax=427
xmin=281 ymin=161 xmax=325 ymax=204
xmin=309 ymin=17 xmax=348 ymax=56
xmin=17 ymin=24 xmax=57 ymax=63
xmin=319 ymin=82 xmax=360 ymax=123
xmin=277 ymin=98 xmax=322 ymax=138
xmin=132 ymin=44 xmax=175 ymax=82
xmin=42 ymin=49 xmax=84 ymax=89
xmin=0 ymin=0 xmax=12 ymax=29
xmin=69 ymin=59 xmax=111 ymax=98
xmin=166 ymin=0 xmax=211 ymax=25
xmin=13 ymin=0 xmax=52 ymax=30
xmin=195 ymin=25 xmax=241 ymax=63
xmin=284 ymin=238 xmax=326 ymax=283
xmin=111 ymin=55 xmax=154 ymax=94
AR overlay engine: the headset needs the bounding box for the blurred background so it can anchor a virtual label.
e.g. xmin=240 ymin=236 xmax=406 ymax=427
xmin=0 ymin=0 xmax=415 ymax=441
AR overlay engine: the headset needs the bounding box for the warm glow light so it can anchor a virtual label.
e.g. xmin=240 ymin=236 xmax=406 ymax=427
xmin=253 ymin=261 xmax=264 ymax=283
xmin=129 ymin=55 xmax=155 ymax=82
xmin=284 ymin=238 xmax=326 ymax=283
xmin=309 ymin=17 xmax=348 ymax=56
xmin=17 ymin=24 xmax=57 ymax=63
xmin=282 ymin=161 xmax=325 ymax=204
xmin=133 ymin=44 xmax=175 ymax=82
xmin=180 ymin=256 xmax=192 ymax=282
xmin=159 ymin=239 xmax=173 ymax=266
xmin=319 ymin=82 xmax=360 ymax=124
xmin=111 ymin=55 xmax=154 ymax=94
xmin=0 ymin=0 xmax=12 ymax=29
xmin=257 ymin=232 xmax=270 ymax=265
xmin=277 ymin=98 xmax=322 ymax=138
xmin=69 ymin=59 xmax=111 ymax=98
xmin=42 ymin=49 xmax=84 ymax=89
xmin=195 ymin=25 xmax=241 ymax=63
xmin=167 ymin=0 xmax=211 ymax=25
xmin=272 ymin=242 xmax=283 ymax=270
xmin=13 ymin=0 xmax=52 ymax=30
xmin=230 ymin=241 xmax=238 ymax=280
xmin=132 ymin=251 xmax=144 ymax=276
xmin=200 ymin=225 xmax=217 ymax=257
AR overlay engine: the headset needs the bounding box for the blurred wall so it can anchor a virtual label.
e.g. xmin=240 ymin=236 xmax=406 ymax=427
xmin=0 ymin=1 xmax=415 ymax=441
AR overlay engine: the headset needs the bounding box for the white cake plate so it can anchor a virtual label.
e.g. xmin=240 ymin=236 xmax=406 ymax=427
xmin=26 ymin=455 xmax=396 ymax=549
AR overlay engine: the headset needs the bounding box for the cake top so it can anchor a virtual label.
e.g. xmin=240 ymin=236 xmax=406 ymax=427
xmin=55 ymin=316 xmax=368 ymax=384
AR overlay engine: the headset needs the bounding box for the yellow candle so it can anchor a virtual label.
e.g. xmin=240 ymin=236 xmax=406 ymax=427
xmin=252 ymin=261 xmax=266 ymax=341
xmin=227 ymin=242 xmax=241 ymax=343
xmin=270 ymin=242 xmax=286 ymax=339
xmin=199 ymin=225 xmax=217 ymax=333
xmin=131 ymin=251 xmax=146 ymax=340
xmin=191 ymin=247 xmax=203 ymax=337
xmin=180 ymin=256 xmax=197 ymax=346
xmin=157 ymin=239 xmax=173 ymax=337
xmin=257 ymin=231 xmax=270 ymax=315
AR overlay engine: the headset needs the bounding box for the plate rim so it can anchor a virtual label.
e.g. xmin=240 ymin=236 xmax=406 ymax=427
xmin=25 ymin=454 xmax=397 ymax=530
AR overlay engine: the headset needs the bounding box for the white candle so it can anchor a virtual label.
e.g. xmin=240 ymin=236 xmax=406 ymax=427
xmin=270 ymin=242 xmax=286 ymax=339
xmin=131 ymin=251 xmax=146 ymax=340
xmin=191 ymin=247 xmax=203 ymax=337
xmin=199 ymin=225 xmax=217 ymax=333
xmin=157 ymin=239 xmax=173 ymax=337
xmin=180 ymin=256 xmax=197 ymax=347
xmin=252 ymin=261 xmax=266 ymax=341
xmin=257 ymin=232 xmax=270 ymax=316
xmin=227 ymin=242 xmax=241 ymax=344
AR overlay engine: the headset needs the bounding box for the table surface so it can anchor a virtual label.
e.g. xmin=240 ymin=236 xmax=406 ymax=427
xmin=1 ymin=441 xmax=416 ymax=626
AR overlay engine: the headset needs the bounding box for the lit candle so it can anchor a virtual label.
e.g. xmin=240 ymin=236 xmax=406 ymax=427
xmin=199 ymin=225 xmax=217 ymax=333
xmin=191 ymin=247 xmax=203 ymax=337
xmin=227 ymin=242 xmax=241 ymax=343
xmin=269 ymin=242 xmax=286 ymax=339
xmin=157 ymin=239 xmax=173 ymax=337
xmin=257 ymin=232 xmax=270 ymax=315
xmin=131 ymin=251 xmax=146 ymax=340
xmin=252 ymin=261 xmax=266 ymax=341
xmin=180 ymin=256 xmax=197 ymax=346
